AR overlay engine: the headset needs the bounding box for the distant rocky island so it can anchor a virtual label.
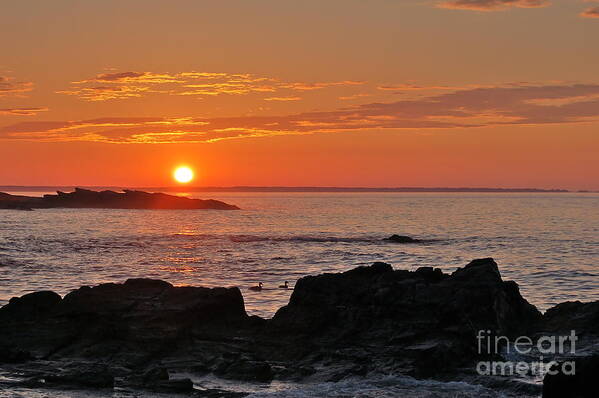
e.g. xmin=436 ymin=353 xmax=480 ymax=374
xmin=0 ymin=188 xmax=239 ymax=210
xmin=0 ymin=258 xmax=595 ymax=397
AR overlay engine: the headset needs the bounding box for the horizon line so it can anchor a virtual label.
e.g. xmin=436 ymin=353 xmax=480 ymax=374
xmin=1 ymin=185 xmax=595 ymax=193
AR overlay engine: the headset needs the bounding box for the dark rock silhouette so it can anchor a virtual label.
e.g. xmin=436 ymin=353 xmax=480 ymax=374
xmin=542 ymin=355 xmax=599 ymax=398
xmin=270 ymin=258 xmax=541 ymax=378
xmin=383 ymin=234 xmax=421 ymax=243
xmin=535 ymin=300 xmax=599 ymax=398
xmin=0 ymin=258 xmax=591 ymax=396
xmin=273 ymin=258 xmax=539 ymax=337
xmin=0 ymin=188 xmax=239 ymax=210
xmin=0 ymin=192 xmax=35 ymax=210
xmin=43 ymin=364 xmax=115 ymax=389
xmin=541 ymin=300 xmax=599 ymax=338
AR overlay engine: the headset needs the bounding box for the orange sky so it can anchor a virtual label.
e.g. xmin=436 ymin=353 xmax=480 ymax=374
xmin=1 ymin=0 xmax=598 ymax=189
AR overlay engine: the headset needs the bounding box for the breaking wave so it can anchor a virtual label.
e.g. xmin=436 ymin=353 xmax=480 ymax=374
xmin=244 ymin=375 xmax=530 ymax=398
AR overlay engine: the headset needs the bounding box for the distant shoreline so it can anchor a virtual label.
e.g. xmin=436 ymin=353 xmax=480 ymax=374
xmin=1 ymin=186 xmax=594 ymax=193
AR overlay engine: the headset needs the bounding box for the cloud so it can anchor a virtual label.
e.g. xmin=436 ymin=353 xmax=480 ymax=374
xmin=581 ymin=6 xmax=599 ymax=18
xmin=178 ymin=81 xmax=277 ymax=96
xmin=339 ymin=93 xmax=372 ymax=100
xmin=0 ymin=107 xmax=48 ymax=116
xmin=525 ymin=93 xmax=599 ymax=106
xmin=377 ymin=84 xmax=469 ymax=91
xmin=438 ymin=0 xmax=551 ymax=11
xmin=5 ymin=83 xmax=599 ymax=143
xmin=438 ymin=0 xmax=598 ymax=19
xmin=73 ymin=71 xmax=184 ymax=84
xmin=56 ymin=85 xmax=153 ymax=101
xmin=278 ymin=81 xmax=364 ymax=91
xmin=264 ymin=96 xmax=302 ymax=101
xmin=0 ymin=76 xmax=34 ymax=97
xmin=59 ymin=70 xmax=365 ymax=101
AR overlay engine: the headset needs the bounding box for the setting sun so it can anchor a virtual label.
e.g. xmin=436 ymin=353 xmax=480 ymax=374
xmin=173 ymin=166 xmax=194 ymax=184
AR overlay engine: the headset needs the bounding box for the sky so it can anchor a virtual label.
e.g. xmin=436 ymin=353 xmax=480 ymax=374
xmin=1 ymin=0 xmax=598 ymax=189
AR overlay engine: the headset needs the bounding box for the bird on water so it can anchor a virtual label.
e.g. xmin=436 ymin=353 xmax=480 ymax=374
xmin=249 ymin=282 xmax=263 ymax=291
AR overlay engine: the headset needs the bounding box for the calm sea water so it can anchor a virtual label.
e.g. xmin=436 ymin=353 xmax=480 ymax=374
xmin=1 ymin=192 xmax=598 ymax=318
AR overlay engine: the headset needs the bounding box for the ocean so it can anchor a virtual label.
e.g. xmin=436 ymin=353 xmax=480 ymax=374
xmin=1 ymin=192 xmax=598 ymax=318
xmin=1 ymin=191 xmax=598 ymax=397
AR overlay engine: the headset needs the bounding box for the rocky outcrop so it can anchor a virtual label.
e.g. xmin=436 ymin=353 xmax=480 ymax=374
xmin=536 ymin=301 xmax=599 ymax=398
xmin=273 ymin=259 xmax=540 ymax=337
xmin=0 ymin=279 xmax=251 ymax=364
xmin=0 ymin=277 xmax=260 ymax=394
xmin=270 ymin=258 xmax=541 ymax=377
xmin=540 ymin=300 xmax=599 ymax=338
xmin=0 ymin=188 xmax=239 ymax=210
xmin=0 ymin=258 xmax=575 ymax=395
xmin=0 ymin=192 xmax=35 ymax=210
xmin=383 ymin=234 xmax=421 ymax=243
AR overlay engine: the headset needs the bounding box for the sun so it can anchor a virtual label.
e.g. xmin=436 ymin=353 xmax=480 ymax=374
xmin=173 ymin=166 xmax=194 ymax=184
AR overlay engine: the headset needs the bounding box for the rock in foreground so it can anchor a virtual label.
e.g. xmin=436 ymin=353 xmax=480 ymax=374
xmin=270 ymin=258 xmax=541 ymax=378
xmin=0 ymin=279 xmax=249 ymax=360
xmin=542 ymin=355 xmax=599 ymax=398
xmin=0 ymin=188 xmax=239 ymax=210
xmin=0 ymin=258 xmax=580 ymax=396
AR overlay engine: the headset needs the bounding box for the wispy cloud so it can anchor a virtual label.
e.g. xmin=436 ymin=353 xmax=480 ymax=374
xmin=0 ymin=107 xmax=48 ymax=116
xmin=73 ymin=71 xmax=184 ymax=84
xmin=437 ymin=0 xmax=599 ymax=19
xmin=58 ymin=70 xmax=364 ymax=101
xmin=264 ymin=96 xmax=302 ymax=102
xmin=581 ymin=5 xmax=599 ymax=18
xmin=338 ymin=93 xmax=372 ymax=100
xmin=56 ymin=86 xmax=153 ymax=101
xmin=0 ymin=76 xmax=34 ymax=97
xmin=278 ymin=81 xmax=363 ymax=91
xmin=377 ymin=84 xmax=469 ymax=91
xmin=5 ymin=83 xmax=599 ymax=143
xmin=438 ymin=0 xmax=550 ymax=11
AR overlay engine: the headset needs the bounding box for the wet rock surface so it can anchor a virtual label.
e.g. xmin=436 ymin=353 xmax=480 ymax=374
xmin=268 ymin=258 xmax=541 ymax=379
xmin=0 ymin=188 xmax=240 ymax=210
xmin=0 ymin=258 xmax=595 ymax=396
xmin=542 ymin=355 xmax=599 ymax=398
xmin=540 ymin=300 xmax=599 ymax=338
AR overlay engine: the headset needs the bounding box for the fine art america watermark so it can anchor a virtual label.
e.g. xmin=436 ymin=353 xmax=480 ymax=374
xmin=476 ymin=330 xmax=578 ymax=377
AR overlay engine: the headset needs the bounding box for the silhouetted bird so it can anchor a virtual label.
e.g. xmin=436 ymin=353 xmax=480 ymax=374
xmin=249 ymin=282 xmax=263 ymax=291
xmin=279 ymin=281 xmax=289 ymax=289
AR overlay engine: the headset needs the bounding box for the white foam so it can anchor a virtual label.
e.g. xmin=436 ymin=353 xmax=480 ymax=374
xmin=244 ymin=375 xmax=510 ymax=398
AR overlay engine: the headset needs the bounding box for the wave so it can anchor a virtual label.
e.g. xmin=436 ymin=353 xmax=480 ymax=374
xmin=172 ymin=233 xmax=376 ymax=243
xmin=0 ymin=255 xmax=28 ymax=268
xmin=229 ymin=235 xmax=377 ymax=243
xmin=244 ymin=375 xmax=522 ymax=398
xmin=173 ymin=233 xmax=442 ymax=244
